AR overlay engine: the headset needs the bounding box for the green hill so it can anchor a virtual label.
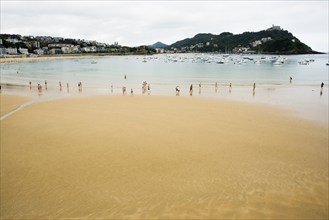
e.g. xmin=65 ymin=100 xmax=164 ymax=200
xmin=168 ymin=28 xmax=319 ymax=54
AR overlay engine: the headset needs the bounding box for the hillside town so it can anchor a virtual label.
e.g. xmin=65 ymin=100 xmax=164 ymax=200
xmin=0 ymin=34 xmax=155 ymax=57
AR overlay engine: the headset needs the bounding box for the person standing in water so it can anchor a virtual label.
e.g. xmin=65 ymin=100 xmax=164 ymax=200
xmin=176 ymin=86 xmax=180 ymax=96
xmin=253 ymin=83 xmax=256 ymax=96
xmin=45 ymin=80 xmax=48 ymax=90
xmin=190 ymin=84 xmax=193 ymax=96
xmin=38 ymin=84 xmax=42 ymax=96
xmin=215 ymin=82 xmax=218 ymax=93
xmin=78 ymin=82 xmax=82 ymax=92
xmin=229 ymin=83 xmax=232 ymax=94
xmin=290 ymin=77 xmax=292 ymax=84
xmin=320 ymin=82 xmax=324 ymax=96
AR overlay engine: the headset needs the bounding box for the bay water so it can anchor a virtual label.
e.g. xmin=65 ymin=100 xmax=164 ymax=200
xmin=1 ymin=53 xmax=328 ymax=123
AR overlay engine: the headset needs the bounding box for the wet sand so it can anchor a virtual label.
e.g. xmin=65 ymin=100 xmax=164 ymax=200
xmin=0 ymin=95 xmax=31 ymax=116
xmin=1 ymin=95 xmax=328 ymax=219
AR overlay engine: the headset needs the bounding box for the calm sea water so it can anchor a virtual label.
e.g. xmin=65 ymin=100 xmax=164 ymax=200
xmin=1 ymin=53 xmax=328 ymax=123
xmin=1 ymin=53 xmax=328 ymax=90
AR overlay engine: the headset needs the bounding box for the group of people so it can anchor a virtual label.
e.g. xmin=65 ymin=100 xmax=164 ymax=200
xmin=25 ymin=78 xmax=326 ymax=97
xmin=28 ymin=81 xmax=81 ymax=95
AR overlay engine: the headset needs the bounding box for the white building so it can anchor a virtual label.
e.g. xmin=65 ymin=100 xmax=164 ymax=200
xmin=61 ymin=46 xmax=72 ymax=54
xmin=261 ymin=37 xmax=272 ymax=43
xmin=33 ymin=41 xmax=40 ymax=48
xmin=6 ymin=47 xmax=18 ymax=55
xmin=81 ymin=46 xmax=97 ymax=53
xmin=251 ymin=40 xmax=262 ymax=47
xmin=34 ymin=49 xmax=44 ymax=55
xmin=156 ymin=48 xmax=164 ymax=53
xmin=19 ymin=48 xmax=29 ymax=55
xmin=267 ymin=24 xmax=281 ymax=31
xmin=49 ymin=48 xmax=62 ymax=55
xmin=72 ymin=45 xmax=81 ymax=53
xmin=48 ymin=43 xmax=73 ymax=48
xmin=0 ymin=45 xmax=6 ymax=55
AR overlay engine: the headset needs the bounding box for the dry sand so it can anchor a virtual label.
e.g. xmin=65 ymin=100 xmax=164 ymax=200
xmin=0 ymin=95 xmax=328 ymax=219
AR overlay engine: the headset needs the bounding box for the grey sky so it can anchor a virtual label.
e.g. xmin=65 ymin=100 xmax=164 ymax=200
xmin=1 ymin=1 xmax=328 ymax=52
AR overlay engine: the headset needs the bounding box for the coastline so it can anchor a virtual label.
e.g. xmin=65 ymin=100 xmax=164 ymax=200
xmin=1 ymin=81 xmax=328 ymax=126
xmin=1 ymin=94 xmax=328 ymax=219
xmin=0 ymin=54 xmax=116 ymax=63
xmin=1 ymin=51 xmax=326 ymax=64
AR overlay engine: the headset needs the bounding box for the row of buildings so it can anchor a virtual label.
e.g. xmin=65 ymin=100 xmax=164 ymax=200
xmin=0 ymin=34 xmax=124 ymax=57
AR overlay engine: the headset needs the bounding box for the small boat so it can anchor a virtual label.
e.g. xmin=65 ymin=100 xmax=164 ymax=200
xmin=298 ymin=60 xmax=309 ymax=65
xmin=326 ymin=62 xmax=329 ymax=66
xmin=91 ymin=61 xmax=97 ymax=64
xmin=273 ymin=56 xmax=285 ymax=65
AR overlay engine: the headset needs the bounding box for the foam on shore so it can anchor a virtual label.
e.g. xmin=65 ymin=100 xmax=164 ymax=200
xmin=0 ymin=94 xmax=31 ymax=116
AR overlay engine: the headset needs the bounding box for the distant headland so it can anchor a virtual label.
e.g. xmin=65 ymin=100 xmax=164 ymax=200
xmin=158 ymin=25 xmax=322 ymax=54
xmin=0 ymin=25 xmax=323 ymax=57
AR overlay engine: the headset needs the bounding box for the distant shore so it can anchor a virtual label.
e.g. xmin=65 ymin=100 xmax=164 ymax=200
xmin=0 ymin=54 xmax=119 ymax=63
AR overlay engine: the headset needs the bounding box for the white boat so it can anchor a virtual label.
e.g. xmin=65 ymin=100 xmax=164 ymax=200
xmin=298 ymin=60 xmax=309 ymax=65
xmin=273 ymin=56 xmax=286 ymax=65
xmin=273 ymin=60 xmax=283 ymax=65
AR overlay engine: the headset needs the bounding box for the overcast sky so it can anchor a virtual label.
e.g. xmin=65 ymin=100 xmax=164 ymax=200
xmin=1 ymin=0 xmax=328 ymax=52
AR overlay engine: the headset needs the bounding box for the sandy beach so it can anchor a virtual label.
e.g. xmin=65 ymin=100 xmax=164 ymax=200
xmin=0 ymin=54 xmax=111 ymax=63
xmin=0 ymin=94 xmax=328 ymax=219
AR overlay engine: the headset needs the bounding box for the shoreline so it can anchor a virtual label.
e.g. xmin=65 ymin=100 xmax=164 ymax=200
xmin=0 ymin=54 xmax=116 ymax=63
xmin=1 ymin=81 xmax=327 ymax=126
xmin=0 ymin=92 xmax=325 ymax=126
xmin=1 ymin=94 xmax=328 ymax=219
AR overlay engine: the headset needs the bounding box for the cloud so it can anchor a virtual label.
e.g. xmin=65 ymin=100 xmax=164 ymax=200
xmin=1 ymin=1 xmax=328 ymax=51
